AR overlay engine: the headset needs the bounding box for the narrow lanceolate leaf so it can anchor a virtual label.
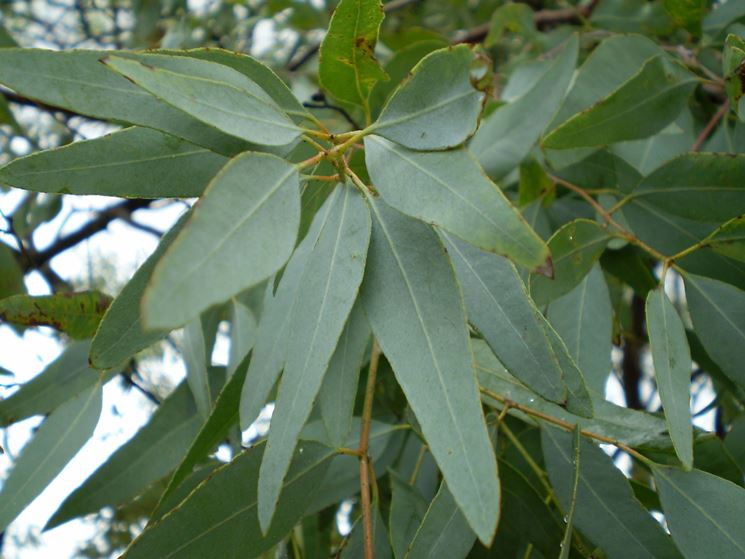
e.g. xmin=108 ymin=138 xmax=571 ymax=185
xmin=470 ymin=34 xmax=577 ymax=179
xmin=654 ymin=466 xmax=745 ymax=558
xmin=371 ymin=45 xmax=485 ymax=150
xmin=121 ymin=442 xmax=332 ymax=559
xmin=239 ymin=189 xmax=338 ymax=430
xmin=227 ymin=299 xmax=256 ymax=378
xmin=389 ymin=472 xmax=428 ymax=559
xmin=143 ymin=152 xmax=300 ymax=330
xmin=319 ymin=0 xmax=387 ymax=109
xmin=559 ymin=427 xmax=582 ymax=559
xmin=684 ymin=274 xmax=745 ymax=388
xmin=46 ymin=381 xmax=202 ymax=529
xmin=543 ymin=56 xmax=697 ymax=149
xmin=442 ymin=232 xmax=566 ymax=404
xmin=543 ymin=322 xmax=594 ymax=418
xmin=182 ymin=316 xmax=214 ymax=418
xmin=258 ymin=184 xmax=371 ymax=533
xmin=361 ymin=199 xmax=499 ymax=544
xmin=632 ymin=153 xmax=745 ymax=223
xmin=0 ymin=341 xmax=113 ymax=427
xmin=406 ymin=482 xmax=476 ymax=559
xmin=0 ymin=381 xmax=102 ymax=532
xmin=530 ymin=219 xmax=610 ymax=307
xmin=547 ymin=265 xmax=613 ymax=395
xmin=0 ymin=49 xmax=249 ymax=155
xmin=365 ymin=135 xmax=549 ymax=271
xmin=0 ymin=127 xmax=227 ymax=198
xmin=706 ymin=215 xmax=745 ymax=262
xmin=0 ymin=291 xmax=111 ymax=339
xmin=0 ymin=243 xmax=24 ymax=300
xmin=541 ymin=426 xmax=683 ymax=559
xmin=341 ymin=501 xmax=392 ymax=559
xmin=318 ymin=300 xmax=370 ymax=447
xmin=646 ymin=288 xmax=693 ymax=469
xmin=158 ymin=358 xmax=249 ymax=508
xmin=90 ymin=213 xmax=188 ymax=369
xmin=103 ymin=55 xmax=301 ymax=146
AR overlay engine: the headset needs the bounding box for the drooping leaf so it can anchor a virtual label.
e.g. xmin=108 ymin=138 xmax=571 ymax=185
xmin=543 ymin=56 xmax=697 ymax=149
xmin=360 ymin=198 xmax=499 ymax=544
xmin=143 ymin=152 xmax=300 ymax=329
xmin=541 ymin=425 xmax=683 ymax=559
xmin=46 ymin=381 xmax=203 ymax=529
xmin=547 ymin=265 xmax=613 ymax=394
xmin=121 ymin=441 xmax=332 ymax=559
xmin=0 ymin=341 xmax=115 ymax=427
xmin=0 ymin=49 xmax=249 ymax=155
xmin=405 ymin=482 xmax=476 ymax=559
xmin=258 ymin=183 xmax=370 ymax=533
xmin=0 ymin=381 xmax=102 ymax=532
xmin=389 ymin=471 xmax=428 ymax=559
xmin=0 ymin=127 xmax=227 ymax=198
xmin=182 ymin=314 xmax=217 ymax=418
xmin=646 ymin=287 xmax=693 ymax=469
xmin=558 ymin=426 xmax=581 ymax=559
xmin=474 ymin=340 xmax=669 ymax=446
xmin=318 ymin=300 xmax=370 ymax=447
xmin=654 ymin=465 xmax=745 ymax=558
xmin=530 ymin=219 xmax=610 ymax=307
xmin=103 ymin=54 xmax=301 ymax=146
xmin=0 ymin=290 xmax=111 ymax=339
xmin=318 ymin=0 xmax=387 ymax=111
xmin=543 ymin=321 xmax=595 ymax=418
xmin=227 ymin=299 xmax=256 ymax=378
xmin=441 ymin=232 xmax=566 ymax=404
xmin=470 ymin=34 xmax=577 ymax=179
xmin=0 ymin=243 xmax=24 ymax=300
xmin=157 ymin=357 xmax=249 ymax=508
xmin=90 ymin=212 xmax=189 ymax=370
xmin=684 ymin=273 xmax=745 ymax=388
xmin=341 ymin=501 xmax=392 ymax=559
xmin=364 ymin=135 xmax=549 ymax=271
xmin=371 ymin=45 xmax=485 ymax=150
xmin=632 ymin=153 xmax=745 ymax=223
xmin=238 ymin=188 xmax=338 ymax=430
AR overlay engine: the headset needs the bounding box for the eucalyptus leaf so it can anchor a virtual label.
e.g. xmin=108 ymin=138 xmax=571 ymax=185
xmin=389 ymin=471 xmax=428 ymax=559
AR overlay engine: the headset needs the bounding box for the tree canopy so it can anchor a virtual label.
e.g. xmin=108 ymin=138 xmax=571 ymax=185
xmin=1 ymin=0 xmax=745 ymax=557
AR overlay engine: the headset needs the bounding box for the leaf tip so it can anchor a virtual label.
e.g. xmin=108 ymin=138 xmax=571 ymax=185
xmin=534 ymin=255 xmax=554 ymax=278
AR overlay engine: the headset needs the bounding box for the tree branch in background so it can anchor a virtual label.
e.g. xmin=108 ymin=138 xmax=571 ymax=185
xmin=622 ymin=294 xmax=645 ymax=410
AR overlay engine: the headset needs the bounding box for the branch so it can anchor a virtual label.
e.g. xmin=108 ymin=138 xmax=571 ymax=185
xmin=358 ymin=341 xmax=381 ymax=559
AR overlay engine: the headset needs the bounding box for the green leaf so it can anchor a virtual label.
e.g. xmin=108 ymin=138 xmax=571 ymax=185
xmin=258 ymin=183 xmax=370 ymax=533
xmin=157 ymin=358 xmax=250 ymax=509
xmin=0 ymin=290 xmax=111 ymax=339
xmin=389 ymin=471 xmax=428 ymax=559
xmin=46 ymin=381 xmax=203 ymax=529
xmin=227 ymin=299 xmax=257 ymax=378
xmin=547 ymin=265 xmax=613 ymax=395
xmin=318 ymin=300 xmax=370 ymax=447
xmin=646 ymin=287 xmax=693 ymax=469
xmin=0 ymin=341 xmax=113 ymax=427
xmin=0 ymin=127 xmax=227 ymax=198
xmin=406 ymin=482 xmax=476 ymax=559
xmin=238 ymin=188 xmax=338 ymax=430
xmin=530 ymin=219 xmax=610 ymax=307
xmin=341 ymin=501 xmax=392 ymax=559
xmin=90 ymin=212 xmax=188 ymax=369
xmin=632 ymin=153 xmax=745 ymax=223
xmin=590 ymin=0 xmax=674 ymax=34
xmin=484 ymin=3 xmax=536 ymax=45
xmin=103 ymin=54 xmax=301 ymax=147
xmin=558 ymin=427 xmax=581 ymax=559
xmin=543 ymin=321 xmax=594 ymax=418
xmin=143 ymin=152 xmax=300 ymax=329
xmin=364 ymin=135 xmax=549 ymax=271
xmin=705 ymin=215 xmax=745 ymax=263
xmin=543 ymin=56 xmax=697 ymax=149
xmin=664 ymin=0 xmax=705 ymax=34
xmin=0 ymin=380 xmax=102 ymax=532
xmin=0 ymin=243 xmax=24 ymax=300
xmin=474 ymin=340 xmax=669 ymax=446
xmin=0 ymin=49 xmax=249 ymax=155
xmin=360 ymin=198 xmax=499 ymax=544
xmin=121 ymin=441 xmax=332 ymax=559
xmin=470 ymin=35 xmax=578 ymax=179
xmin=441 ymin=232 xmax=566 ymax=404
xmin=371 ymin=45 xmax=485 ymax=150
xmin=318 ymin=0 xmax=387 ymax=111
xmin=541 ymin=425 xmax=683 ymax=559
xmin=182 ymin=315 xmax=217 ymax=418
xmin=684 ymin=273 xmax=745 ymax=388
xmin=654 ymin=466 xmax=745 ymax=558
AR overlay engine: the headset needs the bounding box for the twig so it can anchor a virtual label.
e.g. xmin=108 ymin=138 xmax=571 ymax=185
xmin=692 ymin=100 xmax=730 ymax=152
xmin=358 ymin=341 xmax=381 ymax=559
